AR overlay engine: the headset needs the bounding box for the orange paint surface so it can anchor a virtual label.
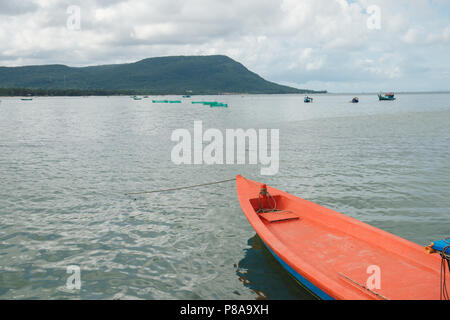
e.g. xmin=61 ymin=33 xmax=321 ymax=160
xmin=236 ymin=175 xmax=446 ymax=300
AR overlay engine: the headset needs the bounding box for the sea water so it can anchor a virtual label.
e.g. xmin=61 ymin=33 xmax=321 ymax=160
xmin=0 ymin=93 xmax=449 ymax=299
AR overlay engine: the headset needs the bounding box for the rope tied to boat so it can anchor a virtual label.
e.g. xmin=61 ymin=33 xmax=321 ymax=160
xmin=257 ymin=184 xmax=277 ymax=213
xmin=425 ymin=237 xmax=450 ymax=300
xmin=255 ymin=183 xmax=292 ymax=215
xmin=124 ymin=178 xmax=236 ymax=197
xmin=440 ymin=238 xmax=450 ymax=300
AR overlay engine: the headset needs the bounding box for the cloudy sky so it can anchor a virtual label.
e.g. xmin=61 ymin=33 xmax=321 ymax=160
xmin=0 ymin=0 xmax=449 ymax=92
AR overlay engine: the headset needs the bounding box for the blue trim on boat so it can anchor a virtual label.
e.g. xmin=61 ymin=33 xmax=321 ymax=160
xmin=263 ymin=242 xmax=335 ymax=300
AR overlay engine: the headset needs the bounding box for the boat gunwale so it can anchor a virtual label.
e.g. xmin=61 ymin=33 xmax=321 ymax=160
xmin=236 ymin=175 xmax=355 ymax=299
xmin=276 ymin=188 xmax=441 ymax=275
xmin=236 ymin=175 xmax=443 ymax=300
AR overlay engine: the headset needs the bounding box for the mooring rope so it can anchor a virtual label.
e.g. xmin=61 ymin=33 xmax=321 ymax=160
xmin=256 ymin=185 xmax=277 ymax=213
xmin=254 ymin=183 xmax=292 ymax=214
xmin=440 ymin=238 xmax=450 ymax=300
xmin=124 ymin=178 xmax=236 ymax=196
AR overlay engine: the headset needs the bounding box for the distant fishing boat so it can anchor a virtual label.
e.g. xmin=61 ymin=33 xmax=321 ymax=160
xmin=21 ymin=98 xmax=33 ymax=101
xmin=133 ymin=96 xmax=142 ymax=100
xmin=304 ymin=96 xmax=313 ymax=103
xmin=182 ymin=95 xmax=191 ymax=98
xmin=351 ymin=97 xmax=359 ymax=103
xmin=378 ymin=92 xmax=396 ymax=101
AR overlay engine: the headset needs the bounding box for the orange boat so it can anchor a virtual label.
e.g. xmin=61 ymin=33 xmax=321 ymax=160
xmin=236 ymin=175 xmax=448 ymax=300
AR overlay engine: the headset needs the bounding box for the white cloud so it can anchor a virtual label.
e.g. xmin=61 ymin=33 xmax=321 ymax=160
xmin=402 ymin=28 xmax=421 ymax=44
xmin=444 ymin=26 xmax=450 ymax=42
xmin=0 ymin=0 xmax=449 ymax=92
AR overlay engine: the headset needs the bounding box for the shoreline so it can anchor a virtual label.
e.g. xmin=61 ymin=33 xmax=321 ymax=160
xmin=2 ymin=91 xmax=449 ymax=98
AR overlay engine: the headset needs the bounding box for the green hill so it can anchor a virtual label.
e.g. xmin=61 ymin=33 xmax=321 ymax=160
xmin=0 ymin=55 xmax=324 ymax=95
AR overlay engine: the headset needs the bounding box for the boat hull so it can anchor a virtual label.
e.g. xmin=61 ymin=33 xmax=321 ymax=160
xmin=236 ymin=175 xmax=445 ymax=300
xmin=378 ymin=95 xmax=396 ymax=101
xmin=262 ymin=240 xmax=334 ymax=300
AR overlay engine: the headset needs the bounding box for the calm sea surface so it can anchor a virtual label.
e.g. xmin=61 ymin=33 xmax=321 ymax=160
xmin=0 ymin=93 xmax=449 ymax=299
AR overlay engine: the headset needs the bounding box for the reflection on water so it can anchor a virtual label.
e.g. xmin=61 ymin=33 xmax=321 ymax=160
xmin=236 ymin=235 xmax=316 ymax=300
